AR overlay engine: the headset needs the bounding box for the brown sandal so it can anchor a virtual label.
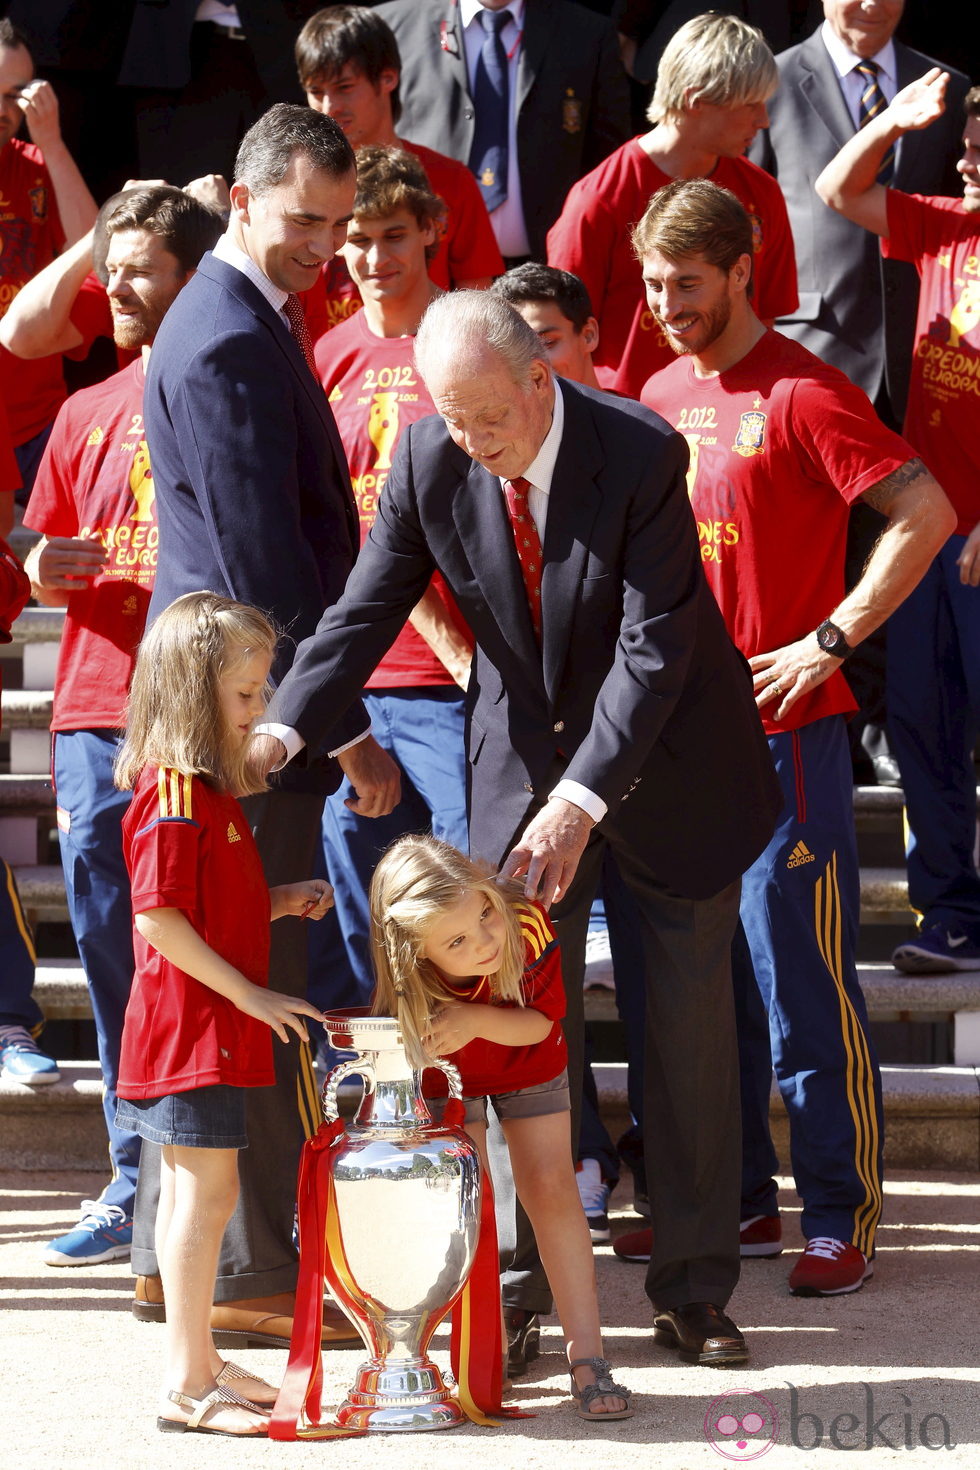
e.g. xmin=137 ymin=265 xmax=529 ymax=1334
xmin=569 ymin=1356 xmax=634 ymax=1422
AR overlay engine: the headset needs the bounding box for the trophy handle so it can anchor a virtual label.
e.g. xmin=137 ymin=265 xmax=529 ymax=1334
xmin=321 ymin=1058 xmax=375 ymax=1122
xmin=427 ymin=1059 xmax=464 ymax=1101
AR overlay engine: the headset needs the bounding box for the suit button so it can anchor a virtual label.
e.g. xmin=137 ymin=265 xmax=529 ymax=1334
xmin=464 ymin=108 xmax=474 ymax=120
xmin=553 ymin=720 xmax=564 ymax=733
xmin=523 ymin=781 xmax=533 ymax=793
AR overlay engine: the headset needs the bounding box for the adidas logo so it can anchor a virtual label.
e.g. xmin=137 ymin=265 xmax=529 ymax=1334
xmin=787 ymin=840 xmax=816 ymax=869
xmin=86 ymin=425 xmax=104 ymax=446
xmin=227 ymin=822 xmax=241 ymax=843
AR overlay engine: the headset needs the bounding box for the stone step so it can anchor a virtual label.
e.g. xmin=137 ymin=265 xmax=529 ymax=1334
xmin=8 ymin=605 xmax=64 ymax=644
xmin=3 ymin=1057 xmax=976 ymax=1171
xmin=11 ymin=858 xmax=918 ymax=929
xmin=593 ymin=1061 xmax=980 ymax=1173
xmin=0 ymin=773 xmax=55 ymax=815
xmin=1 ymin=688 xmax=54 ymax=728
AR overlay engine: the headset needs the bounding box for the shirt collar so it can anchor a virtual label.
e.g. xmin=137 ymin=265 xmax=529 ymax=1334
xmin=514 ymin=375 xmax=564 ymax=497
xmin=821 ymin=20 xmax=897 ymax=86
xmin=213 ymin=232 xmax=289 ymax=315
xmin=460 ymin=0 xmax=525 ymax=33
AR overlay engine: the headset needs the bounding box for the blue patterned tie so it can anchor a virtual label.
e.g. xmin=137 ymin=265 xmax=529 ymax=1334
xmin=468 ymin=8 xmax=511 ymax=213
xmin=856 ymin=60 xmax=895 ymax=184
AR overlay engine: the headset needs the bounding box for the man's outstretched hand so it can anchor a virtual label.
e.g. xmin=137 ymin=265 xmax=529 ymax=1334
xmin=500 ymin=797 xmax=593 ymax=908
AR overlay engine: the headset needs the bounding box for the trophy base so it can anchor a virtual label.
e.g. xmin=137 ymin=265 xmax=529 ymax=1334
xmin=335 ymin=1360 xmax=465 ymax=1433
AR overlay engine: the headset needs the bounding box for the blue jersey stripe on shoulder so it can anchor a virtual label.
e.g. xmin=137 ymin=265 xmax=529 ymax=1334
xmin=134 ymin=815 xmax=200 ymax=839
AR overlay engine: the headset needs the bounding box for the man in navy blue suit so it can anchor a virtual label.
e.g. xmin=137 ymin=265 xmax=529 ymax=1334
xmin=135 ymin=104 xmax=399 ymax=1347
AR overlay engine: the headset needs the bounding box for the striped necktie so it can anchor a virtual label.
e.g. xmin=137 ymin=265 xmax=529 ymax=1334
xmin=856 ymin=60 xmax=895 ymax=184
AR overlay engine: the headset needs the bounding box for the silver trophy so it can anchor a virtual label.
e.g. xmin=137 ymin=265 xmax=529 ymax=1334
xmin=320 ymin=1009 xmax=482 ymax=1432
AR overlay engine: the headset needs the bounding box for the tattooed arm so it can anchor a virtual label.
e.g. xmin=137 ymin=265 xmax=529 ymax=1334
xmin=752 ymin=458 xmax=956 ymax=720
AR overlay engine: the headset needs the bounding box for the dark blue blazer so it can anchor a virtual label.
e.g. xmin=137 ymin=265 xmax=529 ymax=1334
xmin=145 ymin=250 xmax=366 ymax=787
xmin=268 ymin=381 xmax=781 ymax=898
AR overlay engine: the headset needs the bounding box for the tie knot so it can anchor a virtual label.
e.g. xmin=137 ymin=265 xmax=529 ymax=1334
xmin=856 ymin=59 xmax=879 ymax=79
xmin=481 ymin=7 xmax=511 ymax=35
xmin=506 ymin=476 xmax=530 ymax=502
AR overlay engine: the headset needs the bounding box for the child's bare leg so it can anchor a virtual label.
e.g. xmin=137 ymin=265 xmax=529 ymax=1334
xmin=502 ymin=1112 xmax=627 ymax=1415
xmin=158 ymin=1145 xmax=266 ymax=1434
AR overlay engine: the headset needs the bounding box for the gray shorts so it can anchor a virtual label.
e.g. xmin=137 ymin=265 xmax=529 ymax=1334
xmin=430 ymin=1069 xmax=570 ymax=1126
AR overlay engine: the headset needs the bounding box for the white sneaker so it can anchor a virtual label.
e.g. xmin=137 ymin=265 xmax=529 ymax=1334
xmin=576 ymin=1158 xmax=611 ymax=1243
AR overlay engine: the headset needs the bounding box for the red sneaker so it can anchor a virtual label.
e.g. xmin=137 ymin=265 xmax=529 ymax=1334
xmin=612 ymin=1226 xmax=651 ymax=1263
xmin=739 ymin=1214 xmax=782 ymax=1258
xmin=788 ymin=1237 xmax=872 ymax=1296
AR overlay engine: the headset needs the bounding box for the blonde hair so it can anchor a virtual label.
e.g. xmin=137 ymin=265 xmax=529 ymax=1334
xmin=115 ymin=591 xmax=278 ymax=796
xmin=369 ymin=835 xmax=527 ymax=1069
xmin=647 ymin=13 xmax=776 ymax=126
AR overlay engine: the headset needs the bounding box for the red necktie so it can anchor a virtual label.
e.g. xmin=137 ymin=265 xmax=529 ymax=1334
xmin=503 ymin=476 xmax=542 ymax=641
xmin=283 ymin=292 xmax=319 ymax=378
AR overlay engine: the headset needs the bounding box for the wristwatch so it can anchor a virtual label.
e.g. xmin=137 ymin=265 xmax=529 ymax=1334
xmin=815 ymin=619 xmax=855 ymax=659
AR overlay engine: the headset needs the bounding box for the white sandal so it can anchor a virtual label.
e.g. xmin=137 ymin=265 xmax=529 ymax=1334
xmin=216 ymin=1359 xmax=277 ymax=1407
xmin=157 ymin=1384 xmax=269 ymax=1436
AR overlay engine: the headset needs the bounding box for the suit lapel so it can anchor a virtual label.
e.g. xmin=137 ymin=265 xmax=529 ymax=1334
xmin=516 ymin=0 xmax=549 ymax=115
xmin=797 ymin=33 xmax=856 ymax=149
xmin=539 ymin=386 xmax=603 ymax=704
xmin=452 ymin=459 xmax=543 ymax=676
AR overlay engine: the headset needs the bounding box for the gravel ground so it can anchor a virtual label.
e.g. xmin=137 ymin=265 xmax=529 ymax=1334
xmin=2 ymin=1169 xmax=978 ymax=1469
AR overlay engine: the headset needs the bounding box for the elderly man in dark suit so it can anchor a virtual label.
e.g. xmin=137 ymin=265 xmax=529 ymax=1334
xmin=135 ymin=103 xmax=399 ymax=1348
xmin=252 ymin=290 xmax=782 ymax=1364
xmin=373 ymin=0 xmax=631 ymax=263
xmin=749 ymin=0 xmax=971 ymax=787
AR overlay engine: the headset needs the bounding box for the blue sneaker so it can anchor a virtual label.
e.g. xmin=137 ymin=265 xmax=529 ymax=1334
xmin=892 ymin=923 xmax=980 ymax=974
xmin=42 ymin=1199 xmax=133 ymax=1266
xmin=0 ymin=1025 xmax=60 ymax=1085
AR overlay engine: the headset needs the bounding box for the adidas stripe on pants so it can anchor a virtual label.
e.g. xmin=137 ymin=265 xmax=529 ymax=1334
xmin=737 ymin=714 xmax=883 ymax=1258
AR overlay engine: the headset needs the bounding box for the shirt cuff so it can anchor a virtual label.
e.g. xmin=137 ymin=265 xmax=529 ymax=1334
xmin=549 ymin=779 xmax=607 ymax=825
xmin=253 ymin=722 xmax=304 ymax=769
xmin=326 ymin=727 xmax=372 ymax=759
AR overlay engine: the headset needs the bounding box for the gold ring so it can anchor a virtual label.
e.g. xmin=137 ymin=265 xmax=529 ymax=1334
xmin=771 ymin=681 xmax=782 ymax=697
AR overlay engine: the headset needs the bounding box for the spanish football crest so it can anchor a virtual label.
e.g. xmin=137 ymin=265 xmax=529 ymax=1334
xmin=733 ymin=410 xmax=766 ymax=457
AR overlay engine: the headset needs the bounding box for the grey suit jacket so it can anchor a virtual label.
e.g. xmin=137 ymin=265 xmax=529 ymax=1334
xmin=750 ymin=30 xmax=970 ymax=424
xmin=374 ymin=0 xmax=631 ymax=259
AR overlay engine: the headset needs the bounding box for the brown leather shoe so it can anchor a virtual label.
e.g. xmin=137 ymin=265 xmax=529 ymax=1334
xmin=133 ymin=1273 xmax=166 ymax=1323
xmin=652 ymin=1302 xmax=748 ymax=1366
xmin=210 ymin=1291 xmax=361 ymax=1350
xmin=135 ymin=1278 xmax=359 ymax=1349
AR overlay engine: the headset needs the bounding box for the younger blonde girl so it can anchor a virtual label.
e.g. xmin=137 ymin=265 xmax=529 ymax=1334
xmin=370 ymin=834 xmax=632 ymax=1422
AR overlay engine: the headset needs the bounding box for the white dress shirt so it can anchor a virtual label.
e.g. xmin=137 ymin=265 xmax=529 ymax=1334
xmin=821 ymin=22 xmax=900 ymax=131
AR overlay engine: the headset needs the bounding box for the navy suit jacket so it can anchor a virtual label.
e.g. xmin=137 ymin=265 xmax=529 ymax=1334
xmin=145 ymin=250 xmax=365 ymax=791
xmin=268 ymin=381 xmax=780 ymax=897
xmin=374 ymin=0 xmax=631 ymax=260
xmin=751 ymin=31 xmax=970 ymax=423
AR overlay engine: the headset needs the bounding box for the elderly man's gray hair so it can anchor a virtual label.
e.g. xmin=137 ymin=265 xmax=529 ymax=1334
xmin=414 ymin=290 xmax=547 ymax=388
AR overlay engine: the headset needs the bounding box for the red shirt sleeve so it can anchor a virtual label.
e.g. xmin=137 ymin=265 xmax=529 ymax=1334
xmin=517 ymin=901 xmax=566 ymax=1022
xmin=127 ymin=772 xmax=202 ymax=916
xmin=23 ymin=398 xmax=82 ymax=537
xmin=787 ymin=371 xmax=914 ymax=503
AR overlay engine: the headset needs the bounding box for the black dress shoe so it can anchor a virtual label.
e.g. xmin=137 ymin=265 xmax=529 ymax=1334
xmin=505 ymin=1308 xmax=540 ymax=1377
xmin=652 ymin=1302 xmax=748 ymax=1366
